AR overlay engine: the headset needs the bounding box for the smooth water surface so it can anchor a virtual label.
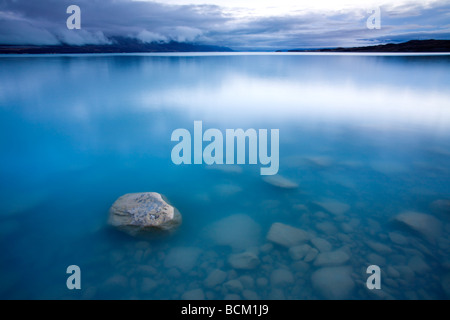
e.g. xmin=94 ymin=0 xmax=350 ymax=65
xmin=0 ymin=53 xmax=449 ymax=299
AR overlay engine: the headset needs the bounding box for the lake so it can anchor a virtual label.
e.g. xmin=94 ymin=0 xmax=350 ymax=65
xmin=0 ymin=53 xmax=449 ymax=299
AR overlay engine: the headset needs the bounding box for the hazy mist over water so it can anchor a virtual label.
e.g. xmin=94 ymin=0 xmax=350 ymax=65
xmin=0 ymin=53 xmax=449 ymax=299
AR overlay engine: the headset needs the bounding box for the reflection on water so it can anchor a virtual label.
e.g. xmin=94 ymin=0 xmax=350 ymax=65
xmin=0 ymin=53 xmax=449 ymax=299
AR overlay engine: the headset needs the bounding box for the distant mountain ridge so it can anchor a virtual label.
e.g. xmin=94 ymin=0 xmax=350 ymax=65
xmin=0 ymin=37 xmax=233 ymax=54
xmin=286 ymin=40 xmax=450 ymax=53
xmin=2 ymin=39 xmax=450 ymax=54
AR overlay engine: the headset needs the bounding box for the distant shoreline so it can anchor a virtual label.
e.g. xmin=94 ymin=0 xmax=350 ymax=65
xmin=1 ymin=39 xmax=449 ymax=55
xmin=284 ymin=40 xmax=450 ymax=53
xmin=0 ymin=39 xmax=233 ymax=55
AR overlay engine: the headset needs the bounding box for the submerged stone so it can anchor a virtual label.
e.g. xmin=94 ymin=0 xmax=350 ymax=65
xmin=311 ymin=237 xmax=333 ymax=252
xmin=206 ymin=214 xmax=261 ymax=250
xmin=366 ymin=240 xmax=392 ymax=254
xmin=164 ymin=247 xmax=202 ymax=273
xmin=108 ymin=192 xmax=181 ymax=237
xmin=393 ymin=211 xmax=442 ymax=243
xmin=271 ymin=269 xmax=294 ymax=287
xmin=224 ymin=279 xmax=244 ymax=293
xmin=388 ymin=232 xmax=409 ymax=245
xmin=431 ymin=199 xmax=450 ymax=214
xmin=262 ymin=175 xmax=298 ymax=189
xmin=228 ymin=252 xmax=260 ymax=270
xmin=266 ymin=222 xmax=310 ymax=247
xmin=314 ymin=250 xmax=350 ymax=267
xmin=314 ymin=200 xmax=350 ymax=216
xmin=204 ymin=269 xmax=227 ymax=288
xmin=311 ymin=267 xmax=354 ymax=299
xmin=304 ymin=248 xmax=319 ymax=262
xmin=182 ymin=289 xmax=205 ymax=300
xmin=289 ymin=244 xmax=312 ymax=260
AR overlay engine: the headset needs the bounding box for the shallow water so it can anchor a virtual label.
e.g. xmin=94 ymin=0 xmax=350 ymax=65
xmin=0 ymin=53 xmax=449 ymax=300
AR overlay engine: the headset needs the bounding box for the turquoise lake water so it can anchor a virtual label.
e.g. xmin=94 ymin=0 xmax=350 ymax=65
xmin=0 ymin=53 xmax=449 ymax=299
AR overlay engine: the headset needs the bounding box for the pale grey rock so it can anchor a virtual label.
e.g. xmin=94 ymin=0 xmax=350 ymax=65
xmin=311 ymin=237 xmax=332 ymax=252
xmin=228 ymin=252 xmax=260 ymax=270
xmin=311 ymin=267 xmax=355 ymax=299
xmin=204 ymin=269 xmax=227 ymax=288
xmin=271 ymin=269 xmax=294 ymax=287
xmin=263 ymin=175 xmax=298 ymax=189
xmin=289 ymin=244 xmax=312 ymax=260
xmin=164 ymin=247 xmax=201 ymax=273
xmin=108 ymin=192 xmax=181 ymax=236
xmin=266 ymin=223 xmax=310 ymax=247
xmin=314 ymin=250 xmax=350 ymax=267
xmin=393 ymin=211 xmax=442 ymax=243
xmin=182 ymin=289 xmax=205 ymax=300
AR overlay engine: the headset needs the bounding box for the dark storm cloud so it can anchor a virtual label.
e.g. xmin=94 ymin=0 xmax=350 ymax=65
xmin=0 ymin=0 xmax=228 ymax=45
xmin=0 ymin=0 xmax=449 ymax=49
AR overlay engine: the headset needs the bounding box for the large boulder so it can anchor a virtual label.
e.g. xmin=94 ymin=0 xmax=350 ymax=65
xmin=108 ymin=192 xmax=181 ymax=236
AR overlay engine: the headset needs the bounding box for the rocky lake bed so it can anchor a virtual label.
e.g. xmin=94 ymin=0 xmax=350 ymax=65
xmin=55 ymin=159 xmax=450 ymax=300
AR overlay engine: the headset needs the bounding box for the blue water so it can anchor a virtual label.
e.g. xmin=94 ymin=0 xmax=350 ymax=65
xmin=0 ymin=53 xmax=449 ymax=299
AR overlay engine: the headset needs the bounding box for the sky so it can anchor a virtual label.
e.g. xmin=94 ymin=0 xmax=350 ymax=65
xmin=0 ymin=0 xmax=449 ymax=50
